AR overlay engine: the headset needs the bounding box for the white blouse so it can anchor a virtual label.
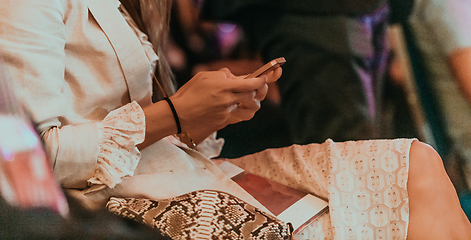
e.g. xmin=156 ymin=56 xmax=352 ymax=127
xmin=89 ymin=1 xmax=224 ymax=189
xmin=86 ymin=2 xmax=155 ymax=189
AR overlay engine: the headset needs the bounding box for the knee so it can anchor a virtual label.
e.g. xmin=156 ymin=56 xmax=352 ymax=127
xmin=410 ymin=141 xmax=443 ymax=167
xmin=407 ymin=141 xmax=471 ymax=240
xmin=408 ymin=140 xmax=448 ymax=188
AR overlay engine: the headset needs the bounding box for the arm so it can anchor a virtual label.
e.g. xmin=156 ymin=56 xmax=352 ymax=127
xmin=0 ymin=0 xmax=145 ymax=189
xmin=449 ymin=47 xmax=471 ymax=103
xmin=140 ymin=66 xmax=282 ymax=148
xmin=414 ymin=0 xmax=471 ymax=103
xmin=0 ymin=0 xmax=95 ymax=188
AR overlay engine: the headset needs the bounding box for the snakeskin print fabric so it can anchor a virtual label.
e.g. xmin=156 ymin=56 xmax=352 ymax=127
xmin=107 ymin=190 xmax=292 ymax=240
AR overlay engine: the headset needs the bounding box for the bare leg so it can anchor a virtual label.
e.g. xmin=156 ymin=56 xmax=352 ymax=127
xmin=407 ymin=141 xmax=471 ymax=239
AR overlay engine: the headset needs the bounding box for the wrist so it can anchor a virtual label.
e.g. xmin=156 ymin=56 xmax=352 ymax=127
xmin=139 ymin=100 xmax=178 ymax=149
xmin=163 ymin=97 xmax=181 ymax=134
xmin=167 ymin=96 xmax=197 ymax=148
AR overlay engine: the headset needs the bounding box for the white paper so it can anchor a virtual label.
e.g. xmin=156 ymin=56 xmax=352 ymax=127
xmin=277 ymin=194 xmax=329 ymax=231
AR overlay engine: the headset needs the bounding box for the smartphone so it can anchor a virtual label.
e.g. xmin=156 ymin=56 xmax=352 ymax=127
xmin=244 ymin=57 xmax=286 ymax=79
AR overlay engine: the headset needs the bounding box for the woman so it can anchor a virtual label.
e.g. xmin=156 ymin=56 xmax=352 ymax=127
xmin=0 ymin=0 xmax=469 ymax=239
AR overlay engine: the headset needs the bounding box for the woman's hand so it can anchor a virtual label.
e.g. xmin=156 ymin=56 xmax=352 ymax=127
xmin=231 ymin=66 xmax=282 ymax=123
xmin=170 ymin=67 xmax=282 ymax=142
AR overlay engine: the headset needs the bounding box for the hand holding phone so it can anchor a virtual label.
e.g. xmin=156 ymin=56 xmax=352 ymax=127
xmin=244 ymin=57 xmax=286 ymax=79
xmin=234 ymin=57 xmax=285 ymax=110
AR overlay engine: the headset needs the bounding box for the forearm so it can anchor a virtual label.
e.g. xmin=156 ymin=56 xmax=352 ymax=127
xmin=139 ymin=98 xmax=216 ymax=149
xmin=449 ymin=47 xmax=471 ymax=103
xmin=42 ymin=123 xmax=101 ymax=189
xmin=141 ymin=67 xmax=280 ymax=148
xmin=139 ymin=100 xmax=178 ymax=149
xmin=42 ymin=102 xmax=147 ymax=189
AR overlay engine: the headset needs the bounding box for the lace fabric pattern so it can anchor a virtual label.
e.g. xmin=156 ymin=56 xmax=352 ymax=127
xmin=88 ymin=101 xmax=145 ymax=188
xmin=229 ymin=138 xmax=414 ymax=240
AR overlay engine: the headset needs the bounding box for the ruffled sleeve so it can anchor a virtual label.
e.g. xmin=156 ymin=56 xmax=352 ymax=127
xmin=87 ymin=101 xmax=145 ymax=188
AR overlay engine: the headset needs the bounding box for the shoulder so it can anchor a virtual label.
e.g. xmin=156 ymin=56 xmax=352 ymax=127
xmin=0 ymin=0 xmax=73 ymax=25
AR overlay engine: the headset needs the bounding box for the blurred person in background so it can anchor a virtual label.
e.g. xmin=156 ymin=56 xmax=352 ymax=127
xmin=408 ymin=0 xmax=471 ymax=191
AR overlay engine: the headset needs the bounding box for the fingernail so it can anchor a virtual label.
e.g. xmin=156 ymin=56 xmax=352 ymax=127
xmin=229 ymin=104 xmax=238 ymax=112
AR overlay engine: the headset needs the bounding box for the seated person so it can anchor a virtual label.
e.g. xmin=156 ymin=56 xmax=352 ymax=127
xmin=0 ymin=0 xmax=469 ymax=239
xmin=409 ymin=0 xmax=471 ymax=189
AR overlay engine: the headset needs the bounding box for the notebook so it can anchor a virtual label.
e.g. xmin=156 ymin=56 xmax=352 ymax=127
xmin=215 ymin=160 xmax=329 ymax=234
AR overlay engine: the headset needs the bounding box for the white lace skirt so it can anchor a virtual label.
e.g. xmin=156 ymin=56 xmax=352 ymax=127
xmin=229 ymin=138 xmax=416 ymax=240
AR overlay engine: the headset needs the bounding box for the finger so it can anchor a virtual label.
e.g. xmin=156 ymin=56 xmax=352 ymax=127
xmin=232 ymin=90 xmax=257 ymax=105
xmin=229 ymin=75 xmax=267 ymax=93
xmin=237 ymin=99 xmax=261 ymax=111
xmin=227 ymin=101 xmax=260 ymax=124
xmin=265 ymin=66 xmax=282 ymax=83
xmin=190 ymin=70 xmax=228 ymax=84
xmin=218 ymin=68 xmax=235 ymax=78
xmin=254 ymin=83 xmax=268 ymax=101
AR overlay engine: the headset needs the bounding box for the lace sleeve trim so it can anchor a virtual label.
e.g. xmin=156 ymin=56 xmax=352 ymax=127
xmin=87 ymin=101 xmax=145 ymax=188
